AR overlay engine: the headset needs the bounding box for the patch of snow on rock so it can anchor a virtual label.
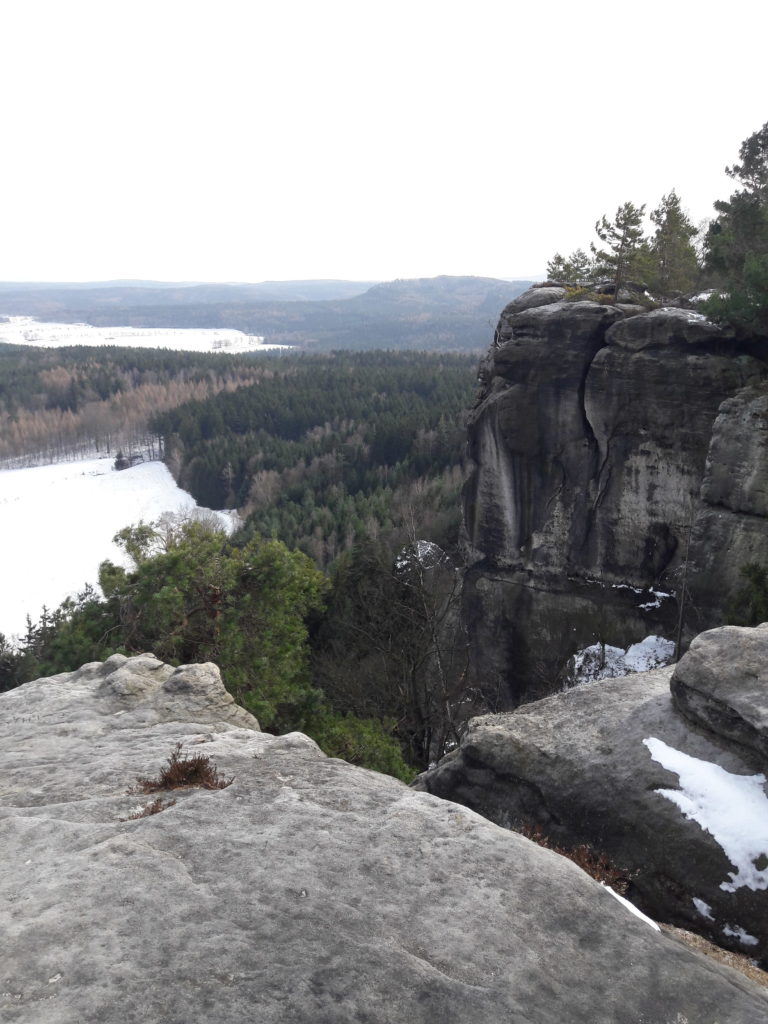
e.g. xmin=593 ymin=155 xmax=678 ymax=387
xmin=692 ymin=897 xmax=714 ymax=920
xmin=395 ymin=539 xmax=447 ymax=572
xmin=723 ymin=924 xmax=759 ymax=947
xmin=601 ymin=884 xmax=660 ymax=931
xmin=643 ymin=737 xmax=768 ymax=893
xmin=638 ymin=589 xmax=671 ymax=611
xmin=624 ymin=636 xmax=676 ymax=672
xmin=568 ymin=635 xmax=675 ymax=685
xmin=570 ymin=643 xmax=626 ymax=684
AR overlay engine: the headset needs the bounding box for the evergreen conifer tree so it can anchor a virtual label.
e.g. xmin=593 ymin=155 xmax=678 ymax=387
xmin=647 ymin=191 xmax=700 ymax=298
xmin=705 ymin=121 xmax=768 ymax=333
xmin=591 ymin=201 xmax=647 ymax=296
xmin=546 ymin=248 xmax=595 ymax=285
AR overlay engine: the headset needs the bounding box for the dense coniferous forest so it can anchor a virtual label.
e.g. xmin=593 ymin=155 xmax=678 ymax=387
xmin=153 ymin=351 xmax=477 ymax=564
xmin=1 ymin=348 xmax=482 ymax=776
xmin=0 ymin=343 xmax=267 ymax=464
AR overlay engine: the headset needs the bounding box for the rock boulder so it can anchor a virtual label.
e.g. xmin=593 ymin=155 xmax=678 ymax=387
xmin=3 ymin=654 xmax=767 ymax=1022
xmin=416 ymin=625 xmax=768 ymax=969
xmin=672 ymin=623 xmax=768 ymax=767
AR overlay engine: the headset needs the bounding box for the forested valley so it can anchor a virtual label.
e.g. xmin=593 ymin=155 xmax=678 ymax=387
xmin=1 ymin=348 xmax=482 ymax=779
xmin=0 ymin=343 xmax=265 ymax=466
xmin=155 ymin=351 xmax=474 ymax=564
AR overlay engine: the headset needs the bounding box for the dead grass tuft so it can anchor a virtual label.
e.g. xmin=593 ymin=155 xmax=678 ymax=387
xmin=661 ymin=924 xmax=768 ymax=989
xmin=122 ymin=797 xmax=177 ymax=820
xmin=517 ymin=822 xmax=633 ymax=894
xmin=131 ymin=742 xmax=233 ymax=793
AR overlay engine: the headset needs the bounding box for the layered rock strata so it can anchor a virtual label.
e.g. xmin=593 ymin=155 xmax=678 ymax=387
xmin=416 ymin=624 xmax=768 ymax=967
xmin=464 ymin=288 xmax=767 ymax=704
xmin=671 ymin=622 xmax=768 ymax=765
xmin=3 ymin=654 xmax=768 ymax=1022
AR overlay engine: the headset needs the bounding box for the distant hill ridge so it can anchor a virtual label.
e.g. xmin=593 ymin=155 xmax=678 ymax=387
xmin=0 ymin=275 xmax=536 ymax=351
xmin=0 ymin=279 xmax=380 ymax=306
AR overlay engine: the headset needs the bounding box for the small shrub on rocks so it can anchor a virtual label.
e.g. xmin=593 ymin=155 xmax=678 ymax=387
xmin=132 ymin=742 xmax=233 ymax=793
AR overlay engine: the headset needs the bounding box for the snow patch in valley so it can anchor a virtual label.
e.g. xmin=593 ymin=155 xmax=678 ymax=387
xmin=643 ymin=737 xmax=768 ymax=893
xmin=0 ymin=316 xmax=291 ymax=353
xmin=0 ymin=457 xmax=233 ymax=639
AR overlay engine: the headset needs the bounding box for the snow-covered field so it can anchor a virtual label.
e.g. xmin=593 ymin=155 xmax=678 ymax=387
xmin=0 ymin=457 xmax=234 ymax=640
xmin=0 ymin=316 xmax=290 ymax=353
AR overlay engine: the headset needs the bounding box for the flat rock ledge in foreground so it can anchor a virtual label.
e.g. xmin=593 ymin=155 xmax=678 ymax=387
xmin=3 ymin=655 xmax=767 ymax=1023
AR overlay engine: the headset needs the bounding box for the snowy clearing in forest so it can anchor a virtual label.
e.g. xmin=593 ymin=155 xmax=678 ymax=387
xmin=0 ymin=316 xmax=291 ymax=353
xmin=0 ymin=457 xmax=234 ymax=640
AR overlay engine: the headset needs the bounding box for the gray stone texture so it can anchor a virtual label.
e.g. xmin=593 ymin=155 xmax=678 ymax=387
xmin=498 ymin=284 xmax=567 ymax=313
xmin=4 ymin=655 xmax=768 ymax=1022
xmin=464 ymin=298 xmax=768 ymax=704
xmin=416 ymin=630 xmax=768 ymax=968
xmin=672 ymin=623 xmax=768 ymax=766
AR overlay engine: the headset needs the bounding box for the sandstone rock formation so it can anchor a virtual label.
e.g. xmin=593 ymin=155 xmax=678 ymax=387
xmin=671 ymin=622 xmax=768 ymax=766
xmin=4 ymin=654 xmax=768 ymax=1022
xmin=464 ymin=286 xmax=768 ymax=704
xmin=416 ymin=623 xmax=768 ymax=968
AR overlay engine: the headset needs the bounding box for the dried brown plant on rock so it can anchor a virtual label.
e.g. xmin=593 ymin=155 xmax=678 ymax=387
xmin=518 ymin=822 xmax=633 ymax=894
xmin=660 ymin=924 xmax=768 ymax=989
xmin=122 ymin=797 xmax=177 ymax=820
xmin=131 ymin=742 xmax=233 ymax=793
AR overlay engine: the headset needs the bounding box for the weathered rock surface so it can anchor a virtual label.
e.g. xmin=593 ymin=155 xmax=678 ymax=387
xmin=416 ymin=625 xmax=768 ymax=968
xmin=500 ymin=284 xmax=567 ymax=313
xmin=4 ymin=655 xmax=768 ymax=1022
xmin=464 ymin=294 xmax=767 ymax=704
xmin=605 ymin=307 xmax=730 ymax=351
xmin=672 ymin=623 xmax=768 ymax=766
xmin=702 ymin=386 xmax=768 ymax=516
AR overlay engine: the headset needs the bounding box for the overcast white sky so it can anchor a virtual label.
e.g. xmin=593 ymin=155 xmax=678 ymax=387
xmin=1 ymin=0 xmax=766 ymax=284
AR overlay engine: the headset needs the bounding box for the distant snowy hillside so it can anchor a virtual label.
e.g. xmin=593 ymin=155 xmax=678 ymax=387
xmin=0 ymin=316 xmax=290 ymax=353
xmin=0 ymin=457 xmax=234 ymax=639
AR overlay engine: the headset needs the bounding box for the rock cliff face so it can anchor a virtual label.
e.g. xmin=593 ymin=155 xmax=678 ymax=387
xmin=464 ymin=289 xmax=767 ymax=704
xmin=416 ymin=623 xmax=768 ymax=968
xmin=4 ymin=654 xmax=768 ymax=1022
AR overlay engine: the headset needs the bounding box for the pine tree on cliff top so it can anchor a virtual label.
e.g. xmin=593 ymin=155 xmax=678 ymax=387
xmin=590 ymin=201 xmax=647 ymax=297
xmin=705 ymin=120 xmax=768 ymax=334
xmin=648 ymin=190 xmax=700 ymax=298
xmin=546 ymin=248 xmax=595 ymax=285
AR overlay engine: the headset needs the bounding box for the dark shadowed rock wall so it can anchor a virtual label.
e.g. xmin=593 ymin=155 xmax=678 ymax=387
xmin=464 ymin=290 xmax=767 ymax=705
